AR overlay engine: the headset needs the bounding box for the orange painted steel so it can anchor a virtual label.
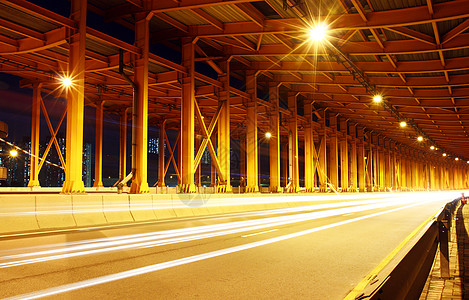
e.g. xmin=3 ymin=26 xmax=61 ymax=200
xmin=62 ymin=0 xmax=86 ymax=194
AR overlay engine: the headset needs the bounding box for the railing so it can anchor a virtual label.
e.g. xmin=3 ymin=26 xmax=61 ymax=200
xmin=355 ymin=197 xmax=461 ymax=300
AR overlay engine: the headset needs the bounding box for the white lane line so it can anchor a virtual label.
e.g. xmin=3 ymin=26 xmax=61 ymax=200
xmin=4 ymin=200 xmax=433 ymax=300
xmin=241 ymin=229 xmax=278 ymax=238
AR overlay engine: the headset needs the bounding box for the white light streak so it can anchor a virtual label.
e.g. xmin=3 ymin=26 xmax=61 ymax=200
xmin=4 ymin=200 xmax=433 ymax=300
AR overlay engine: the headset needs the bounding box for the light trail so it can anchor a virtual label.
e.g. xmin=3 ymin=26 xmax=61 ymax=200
xmin=3 ymin=200 xmax=433 ymax=300
xmin=0 ymin=195 xmax=443 ymax=270
xmin=0 ymin=197 xmax=400 ymax=257
xmin=0 ymin=191 xmax=433 ymax=217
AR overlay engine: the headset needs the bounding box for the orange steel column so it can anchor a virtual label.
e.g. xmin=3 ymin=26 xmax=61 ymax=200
xmin=349 ymin=124 xmax=358 ymax=192
xmin=340 ymin=118 xmax=349 ymax=192
xmin=281 ymin=142 xmax=288 ymax=188
xmin=304 ymin=102 xmax=314 ymax=192
xmin=245 ymin=70 xmax=258 ymax=192
xmin=269 ymin=83 xmax=281 ymax=192
xmin=329 ymin=115 xmax=339 ymax=191
xmin=371 ymin=135 xmax=378 ymax=192
xmin=28 ymin=83 xmax=42 ymax=187
xmin=217 ymin=59 xmax=231 ymax=193
xmin=93 ymin=101 xmax=104 ymax=187
xmin=211 ymin=134 xmax=217 ymax=187
xmin=378 ymin=137 xmax=385 ymax=191
xmin=384 ymin=139 xmax=391 ymax=191
xmin=195 ymin=135 xmax=201 ymax=187
xmin=62 ymin=0 xmax=86 ymax=193
xmin=317 ymin=110 xmax=327 ymax=192
xmin=406 ymin=151 xmax=412 ymax=190
xmin=239 ymin=137 xmax=246 ymax=189
xmin=179 ymin=37 xmax=196 ymax=193
xmin=400 ymin=148 xmax=406 ymax=191
xmin=158 ymin=120 xmax=165 ymax=187
xmin=357 ymin=126 xmax=365 ymax=192
xmin=287 ymin=93 xmax=299 ymax=193
xmin=130 ymin=12 xmax=151 ymax=194
xmin=119 ymin=109 xmax=128 ymax=182
xmin=365 ymin=137 xmax=373 ymax=192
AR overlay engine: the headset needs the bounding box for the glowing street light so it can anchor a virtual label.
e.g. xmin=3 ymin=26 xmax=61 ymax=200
xmin=443 ymin=153 xmax=447 ymax=157
xmin=309 ymin=23 xmax=328 ymax=42
xmin=455 ymin=157 xmax=459 ymax=161
xmin=399 ymin=121 xmax=407 ymax=128
xmin=430 ymin=145 xmax=435 ymax=150
xmin=373 ymin=95 xmax=382 ymax=103
xmin=417 ymin=136 xmax=423 ymax=142
xmin=9 ymin=149 xmax=18 ymax=157
xmin=265 ymin=132 xmax=272 ymax=138
xmin=61 ymin=76 xmax=72 ymax=88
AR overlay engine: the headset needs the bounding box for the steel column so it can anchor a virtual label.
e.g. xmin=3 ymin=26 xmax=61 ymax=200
xmin=119 ymin=109 xmax=128 ymax=183
xmin=269 ymin=83 xmax=281 ymax=192
xmin=245 ymin=71 xmax=258 ymax=192
xmin=357 ymin=127 xmax=366 ymax=192
xmin=287 ymin=93 xmax=299 ymax=193
xmin=129 ymin=12 xmax=151 ymax=193
xmin=304 ymin=102 xmax=314 ymax=192
xmin=217 ymin=59 xmax=231 ymax=193
xmin=349 ymin=124 xmax=358 ymax=192
xmin=329 ymin=115 xmax=339 ymax=191
xmin=62 ymin=0 xmax=86 ymax=193
xmin=317 ymin=110 xmax=327 ymax=192
xmin=340 ymin=118 xmax=349 ymax=192
xmin=28 ymin=83 xmax=42 ymax=187
xmin=93 ymin=101 xmax=104 ymax=187
xmin=180 ymin=37 xmax=196 ymax=193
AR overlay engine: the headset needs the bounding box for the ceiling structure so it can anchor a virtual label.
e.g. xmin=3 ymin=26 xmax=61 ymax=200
xmin=1 ymin=0 xmax=469 ymax=161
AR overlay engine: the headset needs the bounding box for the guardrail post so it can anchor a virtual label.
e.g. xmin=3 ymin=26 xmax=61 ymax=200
xmin=439 ymin=219 xmax=450 ymax=278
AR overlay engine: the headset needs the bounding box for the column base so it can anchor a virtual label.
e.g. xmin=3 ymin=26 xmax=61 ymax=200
xmin=178 ymin=183 xmax=196 ymax=193
xmin=27 ymin=180 xmax=40 ymax=187
xmin=245 ymin=185 xmax=259 ymax=193
xmin=319 ymin=185 xmax=327 ymax=193
xmin=350 ymin=186 xmax=358 ymax=192
xmin=62 ymin=180 xmax=85 ymax=194
xmin=93 ymin=181 xmax=103 ymax=188
xmin=269 ymin=186 xmax=281 ymax=193
xmin=130 ymin=181 xmax=149 ymax=194
xmin=217 ymin=184 xmax=232 ymax=193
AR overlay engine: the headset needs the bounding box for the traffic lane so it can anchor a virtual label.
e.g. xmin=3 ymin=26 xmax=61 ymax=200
xmin=0 ymin=197 xmax=446 ymax=298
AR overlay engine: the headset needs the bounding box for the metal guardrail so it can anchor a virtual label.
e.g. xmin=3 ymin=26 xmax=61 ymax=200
xmin=355 ymin=197 xmax=462 ymax=300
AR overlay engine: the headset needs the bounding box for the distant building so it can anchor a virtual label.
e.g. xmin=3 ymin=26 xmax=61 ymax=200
xmin=1 ymin=136 xmax=92 ymax=187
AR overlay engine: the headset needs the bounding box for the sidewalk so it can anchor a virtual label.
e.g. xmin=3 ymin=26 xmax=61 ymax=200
xmin=419 ymin=204 xmax=469 ymax=299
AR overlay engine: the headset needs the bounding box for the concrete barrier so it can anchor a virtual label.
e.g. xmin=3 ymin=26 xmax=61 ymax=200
xmin=128 ymin=194 xmax=157 ymax=222
xmin=36 ymin=194 xmax=76 ymax=229
xmin=102 ymin=194 xmax=133 ymax=224
xmin=72 ymin=195 xmax=107 ymax=227
xmin=152 ymin=194 xmax=177 ymax=220
xmin=0 ymin=194 xmax=39 ymax=233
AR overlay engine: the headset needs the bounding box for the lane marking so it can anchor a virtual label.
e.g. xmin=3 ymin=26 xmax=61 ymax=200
xmin=342 ymin=213 xmax=354 ymax=217
xmin=343 ymin=209 xmax=441 ymax=300
xmin=241 ymin=229 xmax=278 ymax=238
xmin=5 ymin=201 xmax=428 ymax=300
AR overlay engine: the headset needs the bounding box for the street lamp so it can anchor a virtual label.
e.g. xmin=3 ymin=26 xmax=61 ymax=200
xmin=9 ymin=149 xmax=18 ymax=157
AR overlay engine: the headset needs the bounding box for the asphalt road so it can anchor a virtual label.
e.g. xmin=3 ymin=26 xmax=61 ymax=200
xmin=0 ymin=191 xmax=463 ymax=300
